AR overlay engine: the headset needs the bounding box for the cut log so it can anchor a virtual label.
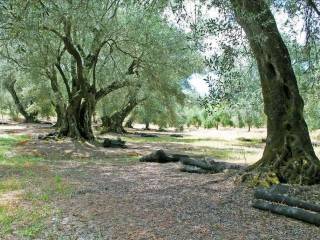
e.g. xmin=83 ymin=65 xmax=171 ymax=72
xmin=254 ymin=188 xmax=320 ymax=213
xmin=180 ymin=158 xmax=242 ymax=173
xmin=38 ymin=131 xmax=59 ymax=140
xmin=103 ymin=138 xmax=126 ymax=148
xmin=139 ymin=150 xmax=184 ymax=163
xmin=138 ymin=133 xmax=159 ymax=138
xmin=252 ymin=199 xmax=320 ymax=226
xmin=170 ymin=134 xmax=183 ymax=138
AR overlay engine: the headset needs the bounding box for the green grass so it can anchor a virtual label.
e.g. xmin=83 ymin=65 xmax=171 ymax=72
xmin=0 ymin=134 xmax=73 ymax=239
xmin=123 ymin=135 xmax=225 ymax=144
xmin=0 ymin=178 xmax=21 ymax=194
xmin=0 ymin=134 xmax=42 ymax=166
xmin=0 ymin=204 xmax=51 ymax=238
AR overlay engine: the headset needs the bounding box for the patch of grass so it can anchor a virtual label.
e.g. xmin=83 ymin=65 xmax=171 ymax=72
xmin=0 ymin=135 xmax=73 ymax=238
xmin=0 ymin=204 xmax=51 ymax=238
xmin=94 ymin=156 xmax=140 ymax=165
xmin=0 ymin=178 xmax=21 ymax=194
xmin=0 ymin=135 xmax=43 ymax=166
xmin=237 ymin=137 xmax=265 ymax=147
xmin=123 ymin=135 xmax=224 ymax=144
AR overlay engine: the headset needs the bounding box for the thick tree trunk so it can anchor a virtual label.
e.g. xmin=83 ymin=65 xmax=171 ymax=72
xmin=5 ymin=80 xmax=37 ymax=123
xmin=59 ymin=91 xmax=95 ymax=140
xmin=145 ymin=122 xmax=150 ymax=130
xmin=231 ymin=0 xmax=320 ymax=184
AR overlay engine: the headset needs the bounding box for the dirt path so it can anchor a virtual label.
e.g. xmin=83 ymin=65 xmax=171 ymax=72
xmin=43 ymin=161 xmax=319 ymax=240
xmin=1 ymin=124 xmax=320 ymax=239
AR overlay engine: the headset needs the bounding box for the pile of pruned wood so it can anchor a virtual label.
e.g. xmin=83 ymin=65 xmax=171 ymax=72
xmin=139 ymin=149 xmax=242 ymax=174
xmin=253 ymin=185 xmax=320 ymax=226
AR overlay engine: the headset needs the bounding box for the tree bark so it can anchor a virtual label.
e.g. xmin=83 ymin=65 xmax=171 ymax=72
xmin=59 ymin=88 xmax=96 ymax=140
xmin=5 ymin=80 xmax=38 ymax=123
xmin=230 ymin=0 xmax=320 ymax=184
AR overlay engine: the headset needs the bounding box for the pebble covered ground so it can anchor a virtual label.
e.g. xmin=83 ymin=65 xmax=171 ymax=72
xmin=2 ymin=124 xmax=320 ymax=239
xmin=37 ymin=160 xmax=320 ymax=240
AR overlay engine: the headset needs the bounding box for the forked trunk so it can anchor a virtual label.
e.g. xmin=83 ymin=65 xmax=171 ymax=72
xmin=231 ymin=0 xmax=320 ymax=184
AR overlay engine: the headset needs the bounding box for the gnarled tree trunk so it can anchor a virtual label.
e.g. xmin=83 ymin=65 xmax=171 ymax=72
xmin=101 ymin=98 xmax=139 ymax=133
xmin=59 ymin=89 xmax=96 ymax=140
xmin=231 ymin=0 xmax=320 ymax=184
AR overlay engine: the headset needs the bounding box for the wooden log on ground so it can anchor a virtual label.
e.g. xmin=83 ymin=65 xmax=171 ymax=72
xmin=139 ymin=150 xmax=185 ymax=163
xmin=170 ymin=134 xmax=183 ymax=138
xmin=252 ymin=199 xmax=320 ymax=226
xmin=139 ymin=133 xmax=159 ymax=138
xmin=254 ymin=188 xmax=320 ymax=213
xmin=180 ymin=158 xmax=241 ymax=173
xmin=38 ymin=131 xmax=59 ymax=140
xmin=103 ymin=138 xmax=126 ymax=148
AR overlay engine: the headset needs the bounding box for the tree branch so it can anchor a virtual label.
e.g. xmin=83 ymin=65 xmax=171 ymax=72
xmin=96 ymin=81 xmax=130 ymax=101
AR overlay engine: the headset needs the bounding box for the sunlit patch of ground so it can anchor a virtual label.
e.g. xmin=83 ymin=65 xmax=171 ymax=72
xmin=0 ymin=124 xmax=319 ymax=239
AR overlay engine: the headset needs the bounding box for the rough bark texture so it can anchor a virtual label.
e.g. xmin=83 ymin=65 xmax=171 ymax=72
xmin=59 ymin=89 xmax=96 ymax=140
xmin=44 ymin=20 xmax=130 ymax=141
xmin=231 ymin=0 xmax=320 ymax=184
xmin=5 ymin=80 xmax=38 ymax=123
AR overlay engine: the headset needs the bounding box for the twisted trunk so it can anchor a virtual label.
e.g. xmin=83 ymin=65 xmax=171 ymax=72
xmin=101 ymin=98 xmax=139 ymax=133
xmin=231 ymin=0 xmax=320 ymax=184
xmin=60 ymin=88 xmax=96 ymax=140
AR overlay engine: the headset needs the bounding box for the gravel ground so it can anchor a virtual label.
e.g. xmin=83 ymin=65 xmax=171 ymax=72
xmin=38 ymin=161 xmax=320 ymax=240
xmin=3 ymin=124 xmax=320 ymax=239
